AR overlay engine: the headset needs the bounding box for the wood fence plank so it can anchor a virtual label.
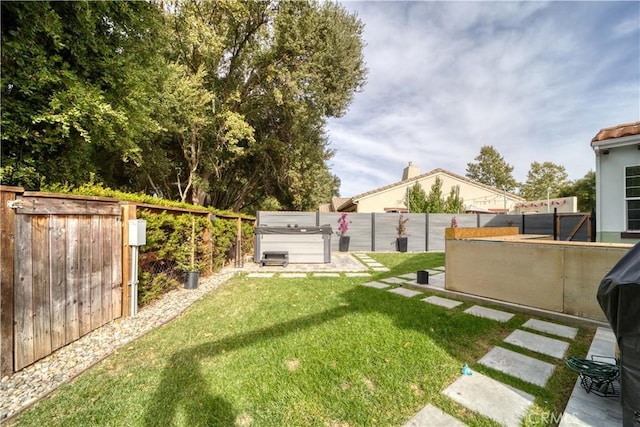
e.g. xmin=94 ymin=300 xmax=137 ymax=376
xmin=14 ymin=214 xmax=34 ymax=370
xmin=112 ymin=217 xmax=123 ymax=318
xmin=50 ymin=216 xmax=67 ymax=351
xmin=32 ymin=215 xmax=52 ymax=361
xmin=121 ymin=204 xmax=136 ymax=317
xmin=17 ymin=197 xmax=120 ymax=216
xmin=78 ymin=217 xmax=91 ymax=336
xmin=102 ymin=217 xmax=113 ymax=323
xmin=65 ymin=217 xmax=80 ymax=342
xmin=90 ymin=216 xmax=103 ymax=330
xmin=1 ymin=189 xmax=17 ymax=376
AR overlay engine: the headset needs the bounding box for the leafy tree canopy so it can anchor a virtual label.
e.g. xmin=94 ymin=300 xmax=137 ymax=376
xmin=466 ymin=145 xmax=518 ymax=192
xmin=520 ymin=161 xmax=570 ymax=201
xmin=405 ymin=178 xmax=464 ymax=213
xmin=1 ymin=0 xmax=366 ymax=214
xmin=560 ymin=170 xmax=595 ymax=212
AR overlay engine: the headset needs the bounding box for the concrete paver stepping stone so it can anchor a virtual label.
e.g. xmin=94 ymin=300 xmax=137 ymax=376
xmin=479 ymin=346 xmax=556 ymax=387
xmin=522 ymin=319 xmax=578 ymax=340
xmin=388 ymin=287 xmax=422 ymax=298
xmin=345 ymin=272 xmax=371 ymax=277
xmin=464 ymin=306 xmax=514 ymax=322
xmin=379 ymin=277 xmax=409 ymax=285
xmin=443 ymin=371 xmax=534 ymax=427
xmin=403 ymin=404 xmax=467 ymax=427
xmin=504 ymin=329 xmax=569 ymax=359
xmin=367 ymin=262 xmax=385 ymax=267
xmin=372 ymin=267 xmax=390 ymax=272
xmin=426 ymin=274 xmax=445 ymax=288
xmin=422 ymin=296 xmax=462 ymax=309
xmin=279 ymin=273 xmax=307 ymax=278
xmin=313 ymin=273 xmax=341 ymax=277
xmin=363 ymin=281 xmax=390 ymax=289
xmin=247 ymin=273 xmax=275 ymax=278
xmin=399 ymin=273 xmax=417 ymax=280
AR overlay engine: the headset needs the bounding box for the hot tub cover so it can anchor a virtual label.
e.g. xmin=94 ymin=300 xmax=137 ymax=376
xmin=254 ymin=226 xmax=333 ymax=235
xmin=596 ymin=242 xmax=640 ymax=413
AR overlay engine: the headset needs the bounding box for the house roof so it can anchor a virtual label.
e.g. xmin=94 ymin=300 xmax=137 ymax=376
xmin=591 ymin=121 xmax=640 ymax=144
xmin=351 ymin=168 xmax=525 ymax=202
xmin=318 ymin=197 xmax=353 ymax=212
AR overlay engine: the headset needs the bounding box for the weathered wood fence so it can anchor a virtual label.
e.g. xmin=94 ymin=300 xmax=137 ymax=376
xmin=0 ymin=186 xmax=250 ymax=376
xmin=1 ymin=188 xmax=123 ymax=373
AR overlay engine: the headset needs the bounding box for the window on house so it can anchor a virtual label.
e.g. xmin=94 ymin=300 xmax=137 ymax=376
xmin=625 ymin=165 xmax=640 ymax=231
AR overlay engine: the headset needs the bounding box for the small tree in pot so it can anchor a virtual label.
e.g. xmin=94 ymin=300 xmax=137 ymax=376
xmin=396 ymin=213 xmax=409 ymax=252
xmin=173 ymin=215 xmax=206 ymax=289
xmin=337 ymin=212 xmax=352 ymax=252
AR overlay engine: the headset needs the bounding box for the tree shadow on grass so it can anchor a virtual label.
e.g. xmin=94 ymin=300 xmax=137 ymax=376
xmin=142 ymin=284 xmax=498 ymax=426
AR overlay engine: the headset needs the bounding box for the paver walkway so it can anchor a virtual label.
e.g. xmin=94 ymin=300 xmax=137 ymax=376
xmin=361 ymin=268 xmax=619 ymax=427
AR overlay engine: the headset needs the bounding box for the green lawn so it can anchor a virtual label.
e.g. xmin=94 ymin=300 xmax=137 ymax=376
xmin=10 ymin=253 xmax=593 ymax=427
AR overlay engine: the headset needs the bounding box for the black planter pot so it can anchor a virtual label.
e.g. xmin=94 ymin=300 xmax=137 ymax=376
xmin=339 ymin=236 xmax=351 ymax=252
xmin=396 ymin=237 xmax=408 ymax=252
xmin=185 ymin=271 xmax=200 ymax=289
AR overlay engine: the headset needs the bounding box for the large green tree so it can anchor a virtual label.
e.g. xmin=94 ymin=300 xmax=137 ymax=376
xmin=520 ymin=161 xmax=570 ymax=200
xmin=1 ymin=1 xmax=166 ymax=189
xmin=1 ymin=0 xmax=365 ymax=213
xmin=560 ymin=170 xmax=596 ymax=212
xmin=152 ymin=0 xmax=364 ymax=210
xmin=466 ymin=146 xmax=518 ymax=192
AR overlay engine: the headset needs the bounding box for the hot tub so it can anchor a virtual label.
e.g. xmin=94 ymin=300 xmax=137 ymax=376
xmin=254 ymin=225 xmax=332 ymax=264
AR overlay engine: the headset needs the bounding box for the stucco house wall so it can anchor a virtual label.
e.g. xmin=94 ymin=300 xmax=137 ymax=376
xmin=349 ymin=167 xmax=524 ymax=213
xmin=592 ymin=122 xmax=640 ymax=243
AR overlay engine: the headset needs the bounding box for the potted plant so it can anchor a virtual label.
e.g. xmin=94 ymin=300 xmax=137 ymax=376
xmin=337 ymin=212 xmax=352 ymax=252
xmin=182 ymin=216 xmax=200 ymax=289
xmin=396 ymin=213 xmax=409 ymax=252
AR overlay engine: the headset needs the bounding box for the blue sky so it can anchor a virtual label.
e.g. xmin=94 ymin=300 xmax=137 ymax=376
xmin=327 ymin=1 xmax=640 ymax=197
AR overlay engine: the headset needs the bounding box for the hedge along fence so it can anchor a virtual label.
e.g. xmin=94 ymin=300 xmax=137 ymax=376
xmin=125 ymin=203 xmax=254 ymax=309
xmin=0 ymin=185 xmax=254 ymax=375
xmin=135 ymin=208 xmax=254 ymax=306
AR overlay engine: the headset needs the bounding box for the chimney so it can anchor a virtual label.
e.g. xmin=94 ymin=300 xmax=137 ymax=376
xmin=402 ymin=161 xmax=420 ymax=180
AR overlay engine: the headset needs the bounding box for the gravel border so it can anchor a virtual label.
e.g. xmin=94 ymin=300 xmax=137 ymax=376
xmin=0 ymin=269 xmax=236 ymax=423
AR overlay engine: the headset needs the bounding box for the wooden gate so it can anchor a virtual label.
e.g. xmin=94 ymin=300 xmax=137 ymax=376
xmin=555 ymin=212 xmax=593 ymax=241
xmin=10 ymin=192 xmax=123 ymax=370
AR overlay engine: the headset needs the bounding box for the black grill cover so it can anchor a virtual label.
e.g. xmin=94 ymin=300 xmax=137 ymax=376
xmin=597 ymin=242 xmax=640 ymax=413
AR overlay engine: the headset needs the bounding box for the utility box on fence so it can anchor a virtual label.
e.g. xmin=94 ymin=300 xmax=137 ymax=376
xmin=254 ymin=225 xmax=332 ymax=264
xmin=128 ymin=219 xmax=147 ymax=246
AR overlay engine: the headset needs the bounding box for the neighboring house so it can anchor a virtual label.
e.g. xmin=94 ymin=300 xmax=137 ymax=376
xmin=591 ymin=121 xmax=640 ymax=243
xmin=326 ymin=162 xmax=525 ymax=213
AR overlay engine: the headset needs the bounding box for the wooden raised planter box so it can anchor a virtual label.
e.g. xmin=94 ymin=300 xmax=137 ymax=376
xmin=444 ymin=227 xmax=520 ymax=240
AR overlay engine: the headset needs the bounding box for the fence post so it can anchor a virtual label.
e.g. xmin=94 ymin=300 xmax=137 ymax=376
xmin=121 ymin=203 xmax=137 ymax=317
xmin=371 ymin=213 xmax=375 ymax=252
xmin=202 ymin=215 xmax=213 ymax=275
xmin=1 ymin=186 xmax=23 ymax=376
xmin=425 ymin=213 xmax=429 ymax=252
xmin=235 ymin=216 xmax=242 ymax=268
xmin=553 ymin=208 xmax=559 ymax=240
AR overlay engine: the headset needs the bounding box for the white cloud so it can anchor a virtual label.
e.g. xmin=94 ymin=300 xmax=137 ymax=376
xmin=328 ymin=1 xmax=640 ymax=197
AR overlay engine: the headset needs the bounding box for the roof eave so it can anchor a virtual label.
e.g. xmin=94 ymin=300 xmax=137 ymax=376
xmin=591 ymin=134 xmax=640 ymax=150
